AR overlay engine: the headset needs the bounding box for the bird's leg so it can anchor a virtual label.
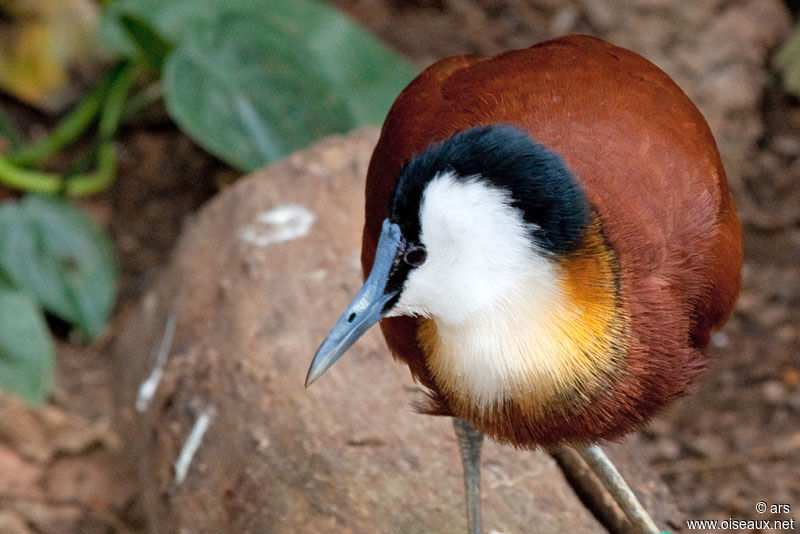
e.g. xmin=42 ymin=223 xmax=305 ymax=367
xmin=574 ymin=444 xmax=660 ymax=534
xmin=453 ymin=418 xmax=484 ymax=534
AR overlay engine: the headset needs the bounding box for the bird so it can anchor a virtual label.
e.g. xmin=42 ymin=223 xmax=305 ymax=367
xmin=305 ymin=34 xmax=742 ymax=533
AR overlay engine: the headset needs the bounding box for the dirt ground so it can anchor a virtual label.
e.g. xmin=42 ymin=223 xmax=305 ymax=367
xmin=1 ymin=1 xmax=799 ymax=533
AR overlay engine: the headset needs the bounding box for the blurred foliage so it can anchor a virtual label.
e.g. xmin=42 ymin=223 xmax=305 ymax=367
xmin=0 ymin=195 xmax=117 ymax=339
xmin=0 ymin=195 xmax=116 ymax=405
xmin=0 ymin=0 xmax=417 ymax=405
xmin=0 ymin=0 xmax=102 ymax=112
xmin=776 ymin=25 xmax=800 ymax=96
xmin=100 ymin=0 xmax=417 ymax=170
xmin=0 ymin=286 xmax=54 ymax=406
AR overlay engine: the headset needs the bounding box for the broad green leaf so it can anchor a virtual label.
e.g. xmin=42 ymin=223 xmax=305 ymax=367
xmin=265 ymin=2 xmax=419 ymax=126
xmin=162 ymin=6 xmax=417 ymax=170
xmin=119 ymin=15 xmax=173 ymax=71
xmin=0 ymin=287 xmax=54 ymax=405
xmin=163 ymin=13 xmax=355 ymax=170
xmin=0 ymin=196 xmax=118 ymax=339
xmin=776 ymin=24 xmax=800 ymax=97
xmin=0 ymin=107 xmax=24 ymax=150
xmin=100 ymin=0 xmax=417 ymax=170
xmin=97 ymin=0 xmax=270 ymax=58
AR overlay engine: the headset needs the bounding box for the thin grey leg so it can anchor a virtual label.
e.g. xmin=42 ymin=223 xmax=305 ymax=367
xmin=453 ymin=418 xmax=484 ymax=534
xmin=575 ymin=444 xmax=660 ymax=534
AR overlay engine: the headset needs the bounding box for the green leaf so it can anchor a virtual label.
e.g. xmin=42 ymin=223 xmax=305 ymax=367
xmin=288 ymin=5 xmax=418 ymax=126
xmin=6 ymin=67 xmax=112 ymax=167
xmin=119 ymin=15 xmax=173 ymax=71
xmin=776 ymin=24 xmax=800 ymax=97
xmin=98 ymin=0 xmax=267 ymax=57
xmin=100 ymin=0 xmax=417 ymax=170
xmin=0 ymin=287 xmax=54 ymax=405
xmin=0 ymin=142 xmax=117 ymax=196
xmin=162 ymin=6 xmax=417 ymax=170
xmin=0 ymin=196 xmax=118 ymax=339
xmin=162 ymin=13 xmax=355 ymax=170
xmin=0 ymin=107 xmax=24 ymax=151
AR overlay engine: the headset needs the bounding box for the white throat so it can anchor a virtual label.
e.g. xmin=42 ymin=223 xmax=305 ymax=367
xmin=386 ymin=171 xmax=568 ymax=409
xmin=389 ymin=171 xmax=560 ymax=325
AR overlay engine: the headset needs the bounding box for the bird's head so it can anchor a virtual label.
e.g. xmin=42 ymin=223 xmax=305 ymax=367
xmin=306 ymin=124 xmax=591 ymax=386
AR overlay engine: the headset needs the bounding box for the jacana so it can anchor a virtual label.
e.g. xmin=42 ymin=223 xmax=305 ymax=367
xmin=306 ymin=35 xmax=742 ymax=533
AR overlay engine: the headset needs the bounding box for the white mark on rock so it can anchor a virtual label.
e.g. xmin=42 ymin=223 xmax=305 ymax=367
xmin=240 ymin=204 xmax=316 ymax=247
xmin=136 ymin=307 xmax=178 ymax=412
xmin=174 ymin=405 xmax=216 ymax=485
xmin=307 ymin=269 xmax=327 ymax=282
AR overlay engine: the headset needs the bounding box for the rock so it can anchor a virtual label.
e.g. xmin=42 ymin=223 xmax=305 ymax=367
xmin=0 ymin=391 xmax=119 ymax=464
xmin=0 ymin=511 xmax=34 ymax=534
xmin=43 ymin=450 xmax=125 ymax=509
xmin=9 ymin=502 xmax=84 ymax=534
xmin=0 ymin=446 xmax=44 ymax=500
xmin=770 ymin=135 xmax=800 ymax=158
xmin=580 ymin=0 xmax=617 ymax=31
xmin=762 ymin=380 xmax=788 ymax=405
xmin=549 ymin=5 xmax=580 ymax=36
xmin=0 ymin=394 xmax=53 ymax=463
xmin=113 ymin=130 xmax=681 ymax=532
xmin=684 ymin=436 xmax=727 ymax=459
xmin=650 ymin=438 xmax=682 ymax=463
xmin=0 ymin=389 xmax=134 ymax=532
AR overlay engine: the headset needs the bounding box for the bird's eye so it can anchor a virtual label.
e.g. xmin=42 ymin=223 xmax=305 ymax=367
xmin=403 ymin=244 xmax=427 ymax=267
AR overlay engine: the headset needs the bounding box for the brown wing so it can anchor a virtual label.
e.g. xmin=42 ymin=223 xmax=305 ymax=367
xmin=362 ymin=35 xmax=742 ymax=422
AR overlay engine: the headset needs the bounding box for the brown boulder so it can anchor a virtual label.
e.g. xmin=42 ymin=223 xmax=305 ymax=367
xmin=114 ymin=129 xmax=679 ymax=532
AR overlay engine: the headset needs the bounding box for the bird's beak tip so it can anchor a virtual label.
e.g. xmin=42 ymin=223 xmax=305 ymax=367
xmin=304 ymin=219 xmax=403 ymax=390
xmin=304 ymin=357 xmax=325 ymax=388
xmin=304 ymin=372 xmax=317 ymax=388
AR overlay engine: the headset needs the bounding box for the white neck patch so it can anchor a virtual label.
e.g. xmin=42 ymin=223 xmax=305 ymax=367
xmin=389 ymin=171 xmax=559 ymax=324
xmin=387 ymin=171 xmax=568 ymax=409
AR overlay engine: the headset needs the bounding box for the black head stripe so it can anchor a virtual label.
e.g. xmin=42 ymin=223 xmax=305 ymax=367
xmin=390 ymin=124 xmax=590 ymax=256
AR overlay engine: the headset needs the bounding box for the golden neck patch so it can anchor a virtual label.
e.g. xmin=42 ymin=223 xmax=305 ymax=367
xmin=418 ymin=219 xmax=628 ymax=420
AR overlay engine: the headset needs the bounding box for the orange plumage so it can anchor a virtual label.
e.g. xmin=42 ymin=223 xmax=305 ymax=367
xmin=361 ymin=35 xmax=742 ymax=446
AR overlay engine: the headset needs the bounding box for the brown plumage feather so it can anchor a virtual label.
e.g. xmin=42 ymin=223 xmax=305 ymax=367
xmin=361 ymin=35 xmax=742 ymax=446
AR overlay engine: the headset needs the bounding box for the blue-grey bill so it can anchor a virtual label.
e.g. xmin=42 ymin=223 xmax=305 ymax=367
xmin=305 ymin=220 xmax=403 ymax=387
